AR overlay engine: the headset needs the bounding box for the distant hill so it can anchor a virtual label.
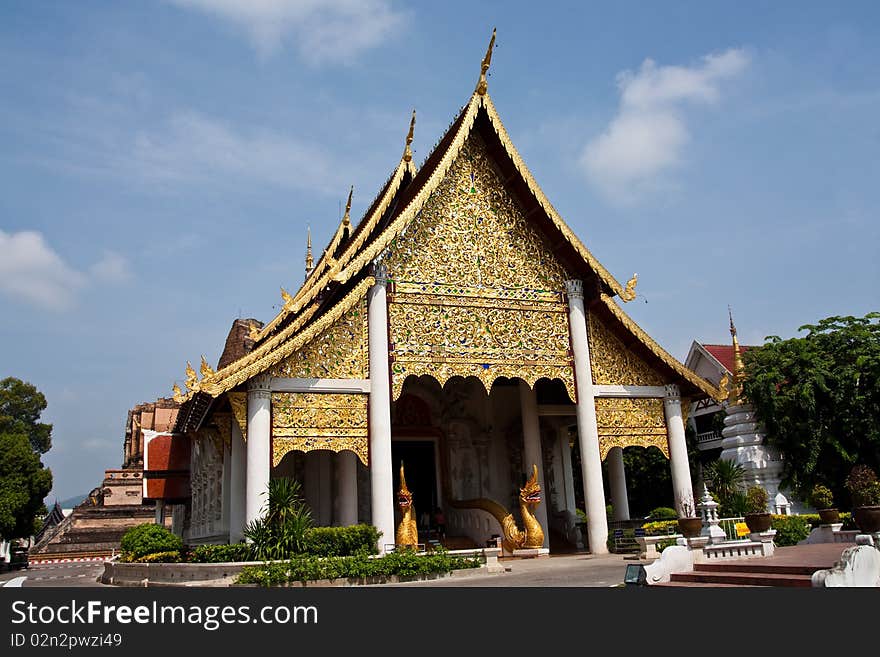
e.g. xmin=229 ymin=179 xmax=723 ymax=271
xmin=58 ymin=494 xmax=89 ymax=509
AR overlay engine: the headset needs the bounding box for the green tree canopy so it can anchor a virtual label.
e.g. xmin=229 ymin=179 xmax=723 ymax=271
xmin=1 ymin=377 xmax=53 ymax=454
xmin=742 ymin=313 xmax=880 ymax=506
xmin=0 ymin=377 xmax=54 ymax=540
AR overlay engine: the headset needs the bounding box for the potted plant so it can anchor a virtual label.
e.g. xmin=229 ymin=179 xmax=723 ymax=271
xmin=675 ymin=496 xmax=702 ymax=538
xmin=744 ymin=485 xmax=772 ymax=533
xmin=844 ymin=465 xmax=880 ymax=534
xmin=807 ymin=484 xmax=839 ymax=524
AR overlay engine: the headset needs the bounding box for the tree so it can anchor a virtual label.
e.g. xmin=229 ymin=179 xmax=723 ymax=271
xmin=1 ymin=377 xmax=53 ymax=454
xmin=0 ymin=377 xmax=54 ymax=540
xmin=742 ymin=313 xmax=880 ymax=505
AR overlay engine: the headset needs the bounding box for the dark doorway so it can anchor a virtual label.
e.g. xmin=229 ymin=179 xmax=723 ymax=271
xmin=391 ymin=440 xmax=437 ymax=532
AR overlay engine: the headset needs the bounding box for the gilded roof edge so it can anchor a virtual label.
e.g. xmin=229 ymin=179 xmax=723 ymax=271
xmin=598 ymin=293 xmax=723 ymax=401
xmin=480 ymin=95 xmax=625 ymax=298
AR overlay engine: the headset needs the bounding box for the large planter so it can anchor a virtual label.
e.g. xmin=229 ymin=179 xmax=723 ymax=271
xmin=852 ymin=506 xmax=880 ymax=534
xmin=744 ymin=512 xmax=772 ymax=533
xmin=817 ymin=508 xmax=840 ymax=524
xmin=677 ymin=517 xmax=702 ymax=538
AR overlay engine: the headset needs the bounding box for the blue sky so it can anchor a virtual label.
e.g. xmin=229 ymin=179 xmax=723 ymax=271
xmin=1 ymin=1 xmax=878 ymax=503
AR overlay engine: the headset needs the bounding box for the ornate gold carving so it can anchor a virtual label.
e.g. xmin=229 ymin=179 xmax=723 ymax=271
xmin=588 ymin=312 xmax=666 ymax=386
xmin=228 ymin=392 xmax=247 ymax=442
xmin=396 ymin=465 xmax=418 ymax=548
xmin=403 ymin=110 xmax=416 ymax=163
xmin=479 ymin=94 xmax=626 ymax=298
xmin=271 ymin=393 xmax=368 ymax=466
xmin=281 ymin=286 xmax=294 ymax=307
xmin=269 ymin=298 xmax=368 ymax=379
xmin=193 ymin=278 xmax=373 ymax=398
xmin=620 ymin=273 xmax=638 ymax=302
xmin=184 ymin=361 xmax=199 ymax=392
xmin=595 ymin=397 xmax=669 ymax=460
xmin=200 ymin=355 xmax=215 ymax=378
xmin=172 ymin=383 xmax=185 ymax=403
xmin=598 ymin=293 xmax=722 ymax=400
xmin=384 ymin=133 xmax=574 ymax=399
xmin=210 ymin=413 xmax=232 ymax=449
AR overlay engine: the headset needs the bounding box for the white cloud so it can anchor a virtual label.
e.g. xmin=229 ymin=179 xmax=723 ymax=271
xmin=0 ymin=230 xmax=132 ymax=310
xmin=581 ymin=49 xmax=750 ymax=204
xmin=167 ymin=0 xmax=408 ymax=63
xmin=130 ymin=110 xmax=344 ymax=194
xmin=90 ymin=250 xmax=133 ymax=284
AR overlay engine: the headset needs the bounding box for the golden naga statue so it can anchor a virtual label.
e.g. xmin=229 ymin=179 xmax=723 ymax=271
xmin=620 ymin=273 xmax=638 ymax=302
xmin=450 ymin=464 xmax=544 ymax=553
xmin=395 ymin=464 xmax=419 ymax=549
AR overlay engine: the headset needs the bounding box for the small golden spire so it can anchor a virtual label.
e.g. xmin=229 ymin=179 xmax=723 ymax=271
xmin=281 ymin=286 xmax=294 ymax=306
xmin=727 ymin=306 xmax=746 ymax=404
xmin=200 ymin=354 xmax=215 ymax=378
xmin=403 ymin=109 xmax=416 ymax=162
xmin=305 ymin=227 xmax=313 ymax=276
xmin=476 ymin=28 xmax=496 ymax=96
xmin=342 ymin=186 xmax=353 ymax=226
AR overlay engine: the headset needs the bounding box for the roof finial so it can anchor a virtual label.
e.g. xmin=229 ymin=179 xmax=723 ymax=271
xmin=305 ymin=226 xmax=313 ymax=277
xmin=727 ymin=305 xmax=746 ymax=405
xmin=476 ymin=28 xmax=496 ymax=96
xmin=403 ymin=109 xmax=416 ymax=162
xmin=343 ymin=186 xmax=353 ymax=226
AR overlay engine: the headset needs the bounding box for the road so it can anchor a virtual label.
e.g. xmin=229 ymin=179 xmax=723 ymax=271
xmin=0 ymin=561 xmax=106 ymax=588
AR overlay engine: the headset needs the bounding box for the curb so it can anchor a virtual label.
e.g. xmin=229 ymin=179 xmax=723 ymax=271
xmin=29 ymin=556 xmax=113 ymax=565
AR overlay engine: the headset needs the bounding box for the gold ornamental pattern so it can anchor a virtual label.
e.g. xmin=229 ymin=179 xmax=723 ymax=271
xmin=588 ymin=312 xmax=666 ymax=386
xmin=596 ymin=397 xmax=669 ymax=460
xmin=271 ymin=392 xmax=368 ymax=466
xmin=384 ymin=133 xmax=574 ymax=399
xmin=269 ymin=299 xmax=368 ymax=379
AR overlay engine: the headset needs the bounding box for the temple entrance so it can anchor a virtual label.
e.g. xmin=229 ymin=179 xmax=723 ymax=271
xmin=391 ymin=440 xmax=437 ymax=537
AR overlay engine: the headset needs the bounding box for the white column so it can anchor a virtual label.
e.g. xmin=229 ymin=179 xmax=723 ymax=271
xmin=607 ymin=446 xmax=631 ymax=521
xmin=519 ymin=381 xmax=550 ymax=549
xmin=565 ymin=279 xmax=608 ymax=555
xmin=229 ymin=420 xmax=247 ymax=542
xmin=368 ymin=264 xmax=395 ymax=553
xmin=664 ymin=384 xmax=695 ymax=517
xmin=246 ymin=374 xmax=272 ymax=529
xmin=338 ymin=450 xmax=359 ymax=526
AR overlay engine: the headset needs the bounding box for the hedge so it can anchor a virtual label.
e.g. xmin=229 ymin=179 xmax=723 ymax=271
xmin=769 ymin=515 xmax=811 ymax=546
xmin=119 ymin=524 xmax=182 ymax=562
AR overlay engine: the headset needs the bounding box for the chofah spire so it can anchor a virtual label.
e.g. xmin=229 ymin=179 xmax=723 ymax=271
xmin=305 ymin=227 xmax=313 ymax=277
xmin=403 ymin=109 xmax=416 ymax=162
xmin=475 ymin=28 xmax=496 ymax=96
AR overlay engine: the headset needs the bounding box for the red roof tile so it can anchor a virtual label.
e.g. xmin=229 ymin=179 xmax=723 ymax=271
xmin=702 ymin=344 xmax=754 ymax=374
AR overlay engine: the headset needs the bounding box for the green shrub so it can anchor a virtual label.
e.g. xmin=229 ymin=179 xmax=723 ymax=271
xmin=120 ymin=523 xmax=182 ymax=562
xmin=745 ymin=486 xmax=769 ymax=514
xmin=301 ymin=525 xmax=380 ymax=557
xmin=801 ymin=512 xmax=855 ymax=530
xmin=845 ymin=465 xmax=880 ymax=507
xmin=136 ymin=550 xmax=181 ymax=563
xmin=235 ymin=548 xmax=482 ymax=587
xmin=770 ymin=515 xmax=811 ymax=546
xmin=647 ymin=507 xmax=677 ymax=520
xmin=808 ymin=484 xmax=835 ymax=510
xmin=641 ymin=520 xmax=678 ymax=536
xmin=186 ymin=543 xmax=254 ymax=563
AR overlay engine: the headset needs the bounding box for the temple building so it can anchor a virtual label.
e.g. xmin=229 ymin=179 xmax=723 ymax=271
xmin=159 ymin=31 xmax=721 ymax=554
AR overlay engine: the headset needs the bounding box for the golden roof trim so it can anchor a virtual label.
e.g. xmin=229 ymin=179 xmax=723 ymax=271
xmin=481 ymin=94 xmax=625 ymax=298
xmin=196 ymin=277 xmax=375 ymax=398
xmin=598 ymin=292 xmax=722 ymax=400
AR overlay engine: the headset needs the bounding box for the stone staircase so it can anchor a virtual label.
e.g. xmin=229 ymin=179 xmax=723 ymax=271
xmin=653 ymin=543 xmax=850 ymax=588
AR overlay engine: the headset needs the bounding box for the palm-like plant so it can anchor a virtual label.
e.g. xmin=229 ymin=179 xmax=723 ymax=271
xmin=703 ymin=459 xmax=746 ymax=516
xmin=244 ymin=477 xmax=313 ymax=561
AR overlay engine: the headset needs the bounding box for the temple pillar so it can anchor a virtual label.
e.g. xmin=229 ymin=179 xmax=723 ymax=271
xmin=229 ymin=420 xmax=246 ymax=543
xmin=368 ymin=264 xmax=394 ymax=553
xmin=607 ymin=446 xmax=630 ymax=521
xmin=246 ymin=374 xmax=272 ymax=529
xmin=338 ymin=450 xmax=359 ymax=526
xmin=565 ymin=279 xmax=608 ymax=555
xmin=519 ymin=381 xmax=550 ymax=549
xmin=664 ymin=384 xmax=695 ymax=517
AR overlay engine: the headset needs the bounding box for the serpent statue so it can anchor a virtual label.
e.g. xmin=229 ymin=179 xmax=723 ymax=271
xmin=450 ymin=464 xmax=544 ymax=554
xmin=395 ymin=464 xmax=419 ymax=548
